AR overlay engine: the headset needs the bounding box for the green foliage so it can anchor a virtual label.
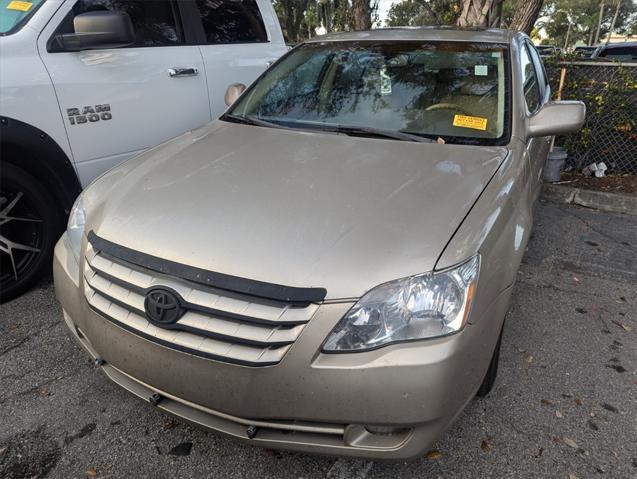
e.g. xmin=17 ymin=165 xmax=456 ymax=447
xmin=384 ymin=0 xmax=523 ymax=28
xmin=385 ymin=0 xmax=459 ymax=26
xmin=273 ymin=0 xmax=379 ymax=42
xmin=273 ymin=0 xmax=310 ymax=43
xmin=539 ymin=0 xmax=637 ymax=49
xmin=546 ymin=60 xmax=637 ymax=172
xmin=386 ymin=0 xmax=431 ymax=26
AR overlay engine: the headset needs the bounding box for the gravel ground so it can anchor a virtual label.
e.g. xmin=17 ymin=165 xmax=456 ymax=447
xmin=1 ymin=201 xmax=636 ymax=479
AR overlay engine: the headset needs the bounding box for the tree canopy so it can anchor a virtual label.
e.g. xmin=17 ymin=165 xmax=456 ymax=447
xmin=539 ymin=0 xmax=637 ymax=47
xmin=273 ymin=0 xmax=636 ymax=46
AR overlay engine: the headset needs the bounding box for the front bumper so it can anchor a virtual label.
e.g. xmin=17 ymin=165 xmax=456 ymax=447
xmin=54 ymin=234 xmax=510 ymax=460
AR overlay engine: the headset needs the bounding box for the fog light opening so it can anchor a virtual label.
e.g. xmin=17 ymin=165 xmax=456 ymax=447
xmin=364 ymin=425 xmax=407 ymax=436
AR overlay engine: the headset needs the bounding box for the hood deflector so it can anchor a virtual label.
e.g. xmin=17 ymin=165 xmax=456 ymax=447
xmin=87 ymin=231 xmax=327 ymax=305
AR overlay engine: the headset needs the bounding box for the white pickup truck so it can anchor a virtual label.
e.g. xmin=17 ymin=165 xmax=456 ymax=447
xmin=0 ymin=0 xmax=287 ymax=301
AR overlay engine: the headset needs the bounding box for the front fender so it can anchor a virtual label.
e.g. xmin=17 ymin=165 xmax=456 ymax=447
xmin=435 ymin=141 xmax=532 ymax=320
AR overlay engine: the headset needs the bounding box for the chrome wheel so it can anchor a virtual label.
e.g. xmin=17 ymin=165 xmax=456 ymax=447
xmin=0 ymin=164 xmax=61 ymax=303
xmin=0 ymin=191 xmax=43 ymax=282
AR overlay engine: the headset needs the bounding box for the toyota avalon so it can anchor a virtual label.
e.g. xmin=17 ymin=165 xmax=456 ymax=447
xmin=54 ymin=27 xmax=585 ymax=460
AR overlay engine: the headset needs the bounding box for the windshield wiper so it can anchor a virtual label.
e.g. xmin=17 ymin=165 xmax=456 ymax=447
xmin=221 ymin=114 xmax=284 ymax=129
xmin=221 ymin=116 xmax=436 ymax=143
xmin=318 ymin=125 xmax=435 ymax=143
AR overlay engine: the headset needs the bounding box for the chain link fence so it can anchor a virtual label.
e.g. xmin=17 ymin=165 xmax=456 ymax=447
xmin=545 ymin=59 xmax=637 ymax=174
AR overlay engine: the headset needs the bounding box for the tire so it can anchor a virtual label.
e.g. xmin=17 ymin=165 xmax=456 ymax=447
xmin=0 ymin=163 xmax=63 ymax=303
xmin=476 ymin=325 xmax=503 ymax=398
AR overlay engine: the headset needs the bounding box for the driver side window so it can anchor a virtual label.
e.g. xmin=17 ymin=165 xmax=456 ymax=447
xmin=51 ymin=0 xmax=183 ymax=50
xmin=520 ymin=44 xmax=541 ymax=114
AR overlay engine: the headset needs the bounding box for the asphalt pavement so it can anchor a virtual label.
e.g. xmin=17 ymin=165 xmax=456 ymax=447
xmin=1 ymin=200 xmax=636 ymax=479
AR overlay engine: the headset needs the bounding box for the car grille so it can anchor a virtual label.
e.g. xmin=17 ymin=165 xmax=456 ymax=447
xmin=82 ymin=239 xmax=320 ymax=367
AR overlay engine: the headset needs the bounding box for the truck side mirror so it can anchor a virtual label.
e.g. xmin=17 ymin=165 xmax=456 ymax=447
xmin=55 ymin=11 xmax=135 ymax=52
xmin=527 ymin=101 xmax=586 ymax=138
xmin=224 ymin=83 xmax=247 ymax=106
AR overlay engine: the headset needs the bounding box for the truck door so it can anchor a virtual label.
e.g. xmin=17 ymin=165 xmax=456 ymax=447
xmin=38 ymin=0 xmax=211 ymax=186
xmin=188 ymin=0 xmax=288 ymax=119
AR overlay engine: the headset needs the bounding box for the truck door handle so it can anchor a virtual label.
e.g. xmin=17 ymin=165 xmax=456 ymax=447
xmin=168 ymin=67 xmax=198 ymax=77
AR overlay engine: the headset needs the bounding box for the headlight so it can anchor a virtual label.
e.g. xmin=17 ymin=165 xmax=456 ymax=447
xmin=322 ymin=255 xmax=480 ymax=352
xmin=67 ymin=195 xmax=86 ymax=261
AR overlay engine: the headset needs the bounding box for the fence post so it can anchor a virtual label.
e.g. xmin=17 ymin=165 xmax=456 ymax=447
xmin=549 ymin=67 xmax=568 ymax=152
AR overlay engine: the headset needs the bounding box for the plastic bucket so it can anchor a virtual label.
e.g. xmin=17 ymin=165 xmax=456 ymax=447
xmin=543 ymin=147 xmax=568 ymax=182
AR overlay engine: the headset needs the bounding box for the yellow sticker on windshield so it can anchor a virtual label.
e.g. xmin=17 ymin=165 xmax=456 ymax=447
xmin=7 ymin=1 xmax=33 ymax=11
xmin=453 ymin=114 xmax=488 ymax=131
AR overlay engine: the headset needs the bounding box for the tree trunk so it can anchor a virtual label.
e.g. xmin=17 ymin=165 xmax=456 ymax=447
xmin=285 ymin=10 xmax=299 ymax=42
xmin=594 ymin=1 xmax=605 ymax=44
xmin=489 ymin=0 xmax=504 ymax=27
xmin=509 ymin=0 xmax=544 ymax=34
xmin=351 ymin=0 xmax=372 ymax=30
xmin=457 ymin=0 xmax=495 ymax=28
xmin=605 ymin=0 xmax=621 ymax=44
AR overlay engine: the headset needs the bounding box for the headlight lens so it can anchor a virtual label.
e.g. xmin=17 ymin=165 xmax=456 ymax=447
xmin=67 ymin=195 xmax=86 ymax=261
xmin=322 ymin=255 xmax=480 ymax=352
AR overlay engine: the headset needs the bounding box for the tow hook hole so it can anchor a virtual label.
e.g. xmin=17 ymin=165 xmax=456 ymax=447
xmin=94 ymin=356 xmax=104 ymax=366
xmin=246 ymin=425 xmax=259 ymax=439
xmin=149 ymin=393 xmax=163 ymax=406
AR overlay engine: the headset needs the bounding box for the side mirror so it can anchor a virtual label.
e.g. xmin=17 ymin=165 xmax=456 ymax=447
xmin=224 ymin=83 xmax=247 ymax=106
xmin=527 ymin=101 xmax=586 ymax=138
xmin=55 ymin=11 xmax=135 ymax=52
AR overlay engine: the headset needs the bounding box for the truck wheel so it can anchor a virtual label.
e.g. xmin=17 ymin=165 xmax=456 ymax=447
xmin=1 ymin=164 xmax=62 ymax=303
xmin=476 ymin=326 xmax=503 ymax=398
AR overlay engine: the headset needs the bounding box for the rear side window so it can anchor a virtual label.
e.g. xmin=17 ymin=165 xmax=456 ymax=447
xmin=195 ymin=0 xmax=267 ymax=44
xmin=520 ymin=44 xmax=541 ymax=113
xmin=53 ymin=0 xmax=183 ymax=48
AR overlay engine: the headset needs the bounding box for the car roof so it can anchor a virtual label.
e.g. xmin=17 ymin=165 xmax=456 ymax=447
xmin=305 ymin=26 xmax=519 ymax=45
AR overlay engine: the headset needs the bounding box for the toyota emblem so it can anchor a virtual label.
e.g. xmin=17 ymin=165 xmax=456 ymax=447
xmin=144 ymin=288 xmax=185 ymax=326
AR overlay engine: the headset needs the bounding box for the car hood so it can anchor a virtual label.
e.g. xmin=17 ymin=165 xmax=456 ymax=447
xmin=88 ymin=121 xmax=507 ymax=300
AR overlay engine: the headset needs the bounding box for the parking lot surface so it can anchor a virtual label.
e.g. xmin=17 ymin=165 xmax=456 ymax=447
xmin=1 ymin=201 xmax=636 ymax=479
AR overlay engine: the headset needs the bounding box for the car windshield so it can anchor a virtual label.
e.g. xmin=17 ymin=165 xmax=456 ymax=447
xmin=0 ymin=0 xmax=45 ymax=34
xmin=228 ymin=41 xmax=510 ymax=145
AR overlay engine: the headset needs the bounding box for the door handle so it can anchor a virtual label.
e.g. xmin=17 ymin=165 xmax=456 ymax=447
xmin=168 ymin=67 xmax=198 ymax=77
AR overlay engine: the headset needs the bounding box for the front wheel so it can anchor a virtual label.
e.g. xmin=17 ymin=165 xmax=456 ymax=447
xmin=476 ymin=326 xmax=503 ymax=398
xmin=0 ymin=164 xmax=62 ymax=303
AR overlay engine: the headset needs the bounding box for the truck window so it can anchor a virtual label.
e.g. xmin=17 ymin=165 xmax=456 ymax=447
xmin=598 ymin=45 xmax=637 ymax=61
xmin=195 ymin=0 xmax=267 ymax=44
xmin=54 ymin=0 xmax=183 ymax=48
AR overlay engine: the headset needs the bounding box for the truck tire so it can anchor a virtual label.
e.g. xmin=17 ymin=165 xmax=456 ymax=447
xmin=1 ymin=163 xmax=63 ymax=303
